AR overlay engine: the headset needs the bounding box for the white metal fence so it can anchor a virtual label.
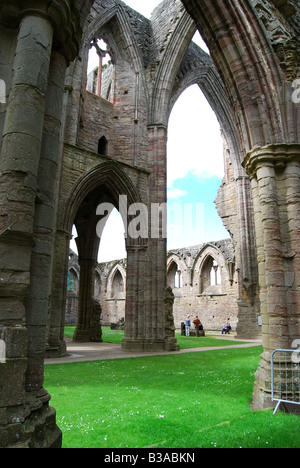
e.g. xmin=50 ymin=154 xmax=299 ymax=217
xmin=271 ymin=349 xmax=300 ymax=415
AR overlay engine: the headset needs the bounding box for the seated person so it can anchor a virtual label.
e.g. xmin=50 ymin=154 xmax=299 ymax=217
xmin=222 ymin=320 xmax=232 ymax=335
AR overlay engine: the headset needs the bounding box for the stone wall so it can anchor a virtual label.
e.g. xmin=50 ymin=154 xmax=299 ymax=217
xmin=66 ymin=239 xmax=241 ymax=333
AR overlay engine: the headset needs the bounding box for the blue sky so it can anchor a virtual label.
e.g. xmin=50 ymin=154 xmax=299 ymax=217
xmin=167 ymin=172 xmax=228 ymax=250
xmin=166 ymin=84 xmax=228 ymax=250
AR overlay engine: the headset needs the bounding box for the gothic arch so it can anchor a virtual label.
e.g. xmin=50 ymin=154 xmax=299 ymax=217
xmin=98 ymin=136 xmax=108 ymax=155
xmin=192 ymin=242 xmax=233 ymax=291
xmin=109 ymin=266 xmax=126 ymax=299
xmin=106 ymin=262 xmax=127 ymax=295
xmin=169 ymin=48 xmax=243 ymax=173
xmin=67 ymin=267 xmax=79 ymax=293
xmin=86 ymin=3 xmax=148 ymax=77
xmin=149 ymin=5 xmax=196 ymax=126
xmin=181 ymin=0 xmax=298 ymax=152
xmin=62 ymin=161 xmax=143 ymax=237
xmin=167 ymin=253 xmax=189 ymax=290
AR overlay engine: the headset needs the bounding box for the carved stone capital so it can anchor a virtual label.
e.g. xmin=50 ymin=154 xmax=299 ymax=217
xmin=243 ymin=144 xmax=300 ymax=178
xmin=0 ymin=0 xmax=82 ymax=63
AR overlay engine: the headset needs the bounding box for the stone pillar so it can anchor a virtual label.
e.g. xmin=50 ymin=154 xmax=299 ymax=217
xmin=47 ymin=230 xmax=70 ymax=357
xmin=0 ymin=0 xmax=81 ymax=449
xmin=25 ymin=51 xmax=67 ymax=396
xmin=122 ymin=124 xmax=179 ymax=352
xmin=73 ymin=258 xmax=98 ymax=342
xmin=122 ymin=245 xmax=148 ymax=350
xmin=243 ymin=144 xmax=300 ymax=409
xmin=0 ymin=14 xmax=61 ymax=448
xmin=235 ymin=176 xmax=260 ymax=339
xmin=0 ymin=14 xmax=53 ymax=311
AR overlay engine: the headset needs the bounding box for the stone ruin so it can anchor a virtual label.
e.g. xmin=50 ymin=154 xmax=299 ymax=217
xmin=0 ymin=0 xmax=299 ymax=448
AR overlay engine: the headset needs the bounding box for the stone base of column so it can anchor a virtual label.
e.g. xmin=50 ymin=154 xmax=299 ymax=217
xmin=236 ymin=301 xmax=262 ymax=340
xmin=251 ymin=351 xmax=274 ymax=411
xmin=46 ymin=340 xmax=67 ymax=359
xmin=23 ymin=403 xmax=62 ymax=449
xmin=73 ymin=327 xmax=92 ymax=342
xmin=122 ymin=338 xmax=179 ymax=352
xmin=1 ymin=394 xmax=62 ymax=448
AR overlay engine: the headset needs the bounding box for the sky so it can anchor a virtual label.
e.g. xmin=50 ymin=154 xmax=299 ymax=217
xmin=71 ymin=0 xmax=229 ymax=262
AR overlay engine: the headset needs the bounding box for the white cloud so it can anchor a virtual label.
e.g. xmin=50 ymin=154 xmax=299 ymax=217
xmin=167 ymin=188 xmax=187 ymax=199
xmin=167 ymin=85 xmax=224 ymax=188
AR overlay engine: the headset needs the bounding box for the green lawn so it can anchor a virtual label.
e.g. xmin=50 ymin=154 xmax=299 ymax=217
xmin=64 ymin=326 xmax=248 ymax=349
xmin=44 ymin=346 xmax=300 ymax=449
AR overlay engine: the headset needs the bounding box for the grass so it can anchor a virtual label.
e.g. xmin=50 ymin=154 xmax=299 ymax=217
xmin=44 ymin=345 xmax=300 ymax=449
xmin=64 ymin=326 xmax=248 ymax=349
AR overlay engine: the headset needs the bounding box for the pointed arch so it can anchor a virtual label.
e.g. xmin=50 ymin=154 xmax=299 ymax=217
xmin=84 ymin=3 xmax=149 ymax=102
xmin=105 ymin=261 xmax=127 ymax=293
xmin=149 ymin=8 xmax=197 ymax=126
xmin=167 ymin=253 xmax=187 ymax=290
xmin=110 ymin=267 xmax=125 ymax=299
xmin=181 ymin=0 xmax=289 ymax=152
xmin=61 ymin=160 xmax=144 ymax=241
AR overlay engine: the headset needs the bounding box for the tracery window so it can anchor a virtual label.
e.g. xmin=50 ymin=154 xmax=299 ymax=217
xmin=111 ymin=269 xmax=124 ymax=299
xmin=167 ymin=261 xmax=183 ymax=289
xmin=200 ymin=256 xmax=222 ymax=293
xmin=86 ymin=38 xmax=114 ymax=102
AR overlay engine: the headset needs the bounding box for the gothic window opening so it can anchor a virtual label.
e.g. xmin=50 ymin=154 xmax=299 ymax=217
xmin=167 ymin=260 xmax=183 ymax=289
xmin=200 ymin=256 xmax=222 ymax=294
xmin=111 ymin=269 xmax=124 ymax=299
xmin=67 ymin=270 xmax=74 ymax=291
xmin=67 ymin=269 xmax=79 ymax=294
xmin=98 ymin=136 xmax=108 ymax=156
xmin=86 ymin=38 xmax=114 ymax=102
xmin=210 ymin=260 xmax=221 ymax=286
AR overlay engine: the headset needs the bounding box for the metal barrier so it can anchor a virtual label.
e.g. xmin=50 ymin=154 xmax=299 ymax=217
xmin=271 ymin=349 xmax=300 ymax=415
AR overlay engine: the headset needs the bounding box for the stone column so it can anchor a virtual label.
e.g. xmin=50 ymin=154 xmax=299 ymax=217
xmin=25 ymin=51 xmax=67 ymax=396
xmin=47 ymin=230 xmax=71 ymax=357
xmin=73 ymin=258 xmax=98 ymax=342
xmin=243 ymin=144 xmax=300 ymax=409
xmin=0 ymin=14 xmax=53 ymax=309
xmin=0 ymin=13 xmax=56 ymax=447
xmin=122 ymin=245 xmax=148 ymax=350
xmin=147 ymin=125 xmax=172 ymax=348
xmin=122 ymin=124 xmax=178 ymax=352
xmin=235 ymin=176 xmax=260 ymax=339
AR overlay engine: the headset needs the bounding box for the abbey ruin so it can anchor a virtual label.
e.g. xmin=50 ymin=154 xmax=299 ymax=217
xmin=0 ymin=0 xmax=299 ymax=448
xmin=66 ymin=239 xmax=240 ymax=333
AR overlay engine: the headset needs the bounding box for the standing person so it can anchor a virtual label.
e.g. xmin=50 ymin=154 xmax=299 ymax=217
xmin=193 ymin=316 xmax=201 ymax=337
xmin=185 ymin=315 xmax=191 ymax=337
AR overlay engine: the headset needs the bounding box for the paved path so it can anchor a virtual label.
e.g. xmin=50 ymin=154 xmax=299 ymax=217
xmin=45 ymin=337 xmax=262 ymax=365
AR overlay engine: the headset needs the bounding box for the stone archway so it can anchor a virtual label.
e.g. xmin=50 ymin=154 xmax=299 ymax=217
xmin=181 ymin=0 xmax=300 ymax=409
xmin=0 ymin=0 xmax=299 ymax=448
xmin=50 ymin=161 xmax=146 ymax=347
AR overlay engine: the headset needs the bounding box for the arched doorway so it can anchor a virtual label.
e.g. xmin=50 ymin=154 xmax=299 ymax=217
xmin=62 ymin=162 xmax=140 ymax=343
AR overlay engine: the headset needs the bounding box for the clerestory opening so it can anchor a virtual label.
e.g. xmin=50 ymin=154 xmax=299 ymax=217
xmin=86 ymin=38 xmax=114 ymax=102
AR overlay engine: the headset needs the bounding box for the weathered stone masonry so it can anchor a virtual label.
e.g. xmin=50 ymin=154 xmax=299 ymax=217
xmin=66 ymin=239 xmax=240 ymax=333
xmin=0 ymin=0 xmax=299 ymax=448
